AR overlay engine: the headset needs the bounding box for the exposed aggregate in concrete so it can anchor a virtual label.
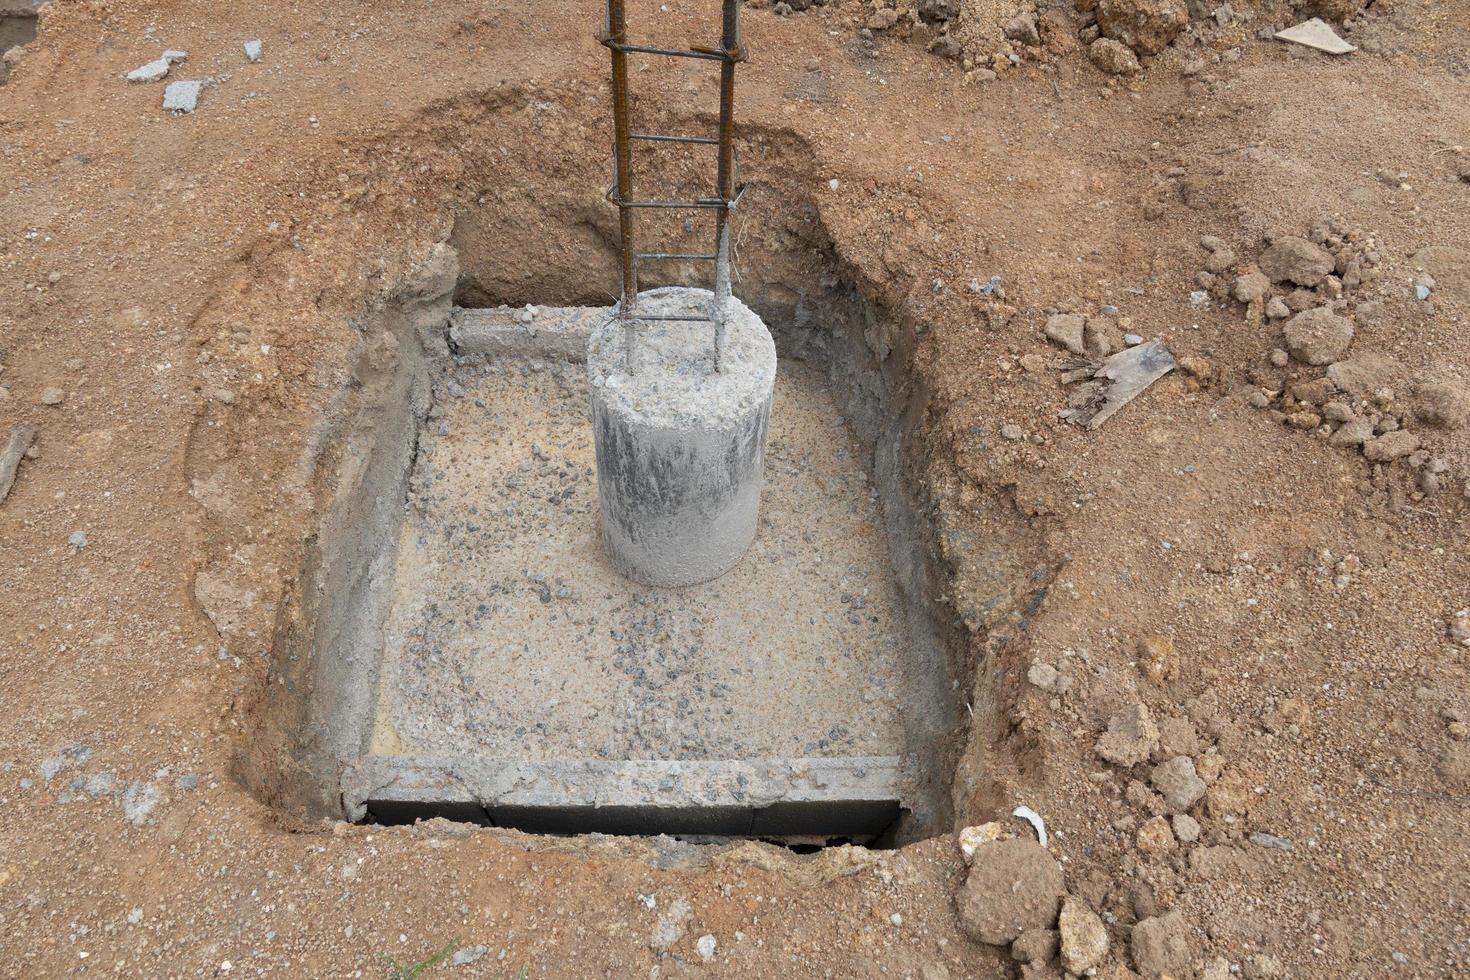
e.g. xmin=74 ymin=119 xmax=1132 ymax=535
xmin=370 ymin=353 xmax=913 ymax=769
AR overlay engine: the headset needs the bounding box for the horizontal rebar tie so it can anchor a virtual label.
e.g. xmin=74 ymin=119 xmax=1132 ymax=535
xmin=600 ymin=40 xmax=743 ymax=63
xmin=631 ymin=132 xmax=719 ymax=145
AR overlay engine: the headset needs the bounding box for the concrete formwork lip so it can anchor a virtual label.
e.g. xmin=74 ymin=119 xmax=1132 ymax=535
xmin=587 ymin=287 xmax=777 ymax=432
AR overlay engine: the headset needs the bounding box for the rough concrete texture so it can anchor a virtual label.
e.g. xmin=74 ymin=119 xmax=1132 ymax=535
xmin=587 ymin=287 xmax=777 ymax=587
xmin=357 ymin=316 xmax=924 ymax=833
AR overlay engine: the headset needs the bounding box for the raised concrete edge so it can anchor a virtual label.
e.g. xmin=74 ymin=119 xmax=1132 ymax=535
xmin=449 ymin=306 xmax=605 ymax=362
xmin=349 ymin=755 xmax=903 ymax=808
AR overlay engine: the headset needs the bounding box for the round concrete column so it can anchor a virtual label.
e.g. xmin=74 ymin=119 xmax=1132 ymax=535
xmin=588 ymin=287 xmax=777 ymax=587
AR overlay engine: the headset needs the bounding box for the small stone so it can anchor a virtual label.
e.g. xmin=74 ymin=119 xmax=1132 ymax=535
xmin=68 ymin=530 xmax=88 ymax=549
xmin=1044 ymin=313 xmax=1087 ymax=354
xmin=1291 ymin=377 xmax=1337 ymax=405
xmin=1258 ymin=236 xmax=1336 ymax=286
xmin=40 ymin=387 xmax=65 ymax=405
xmin=1205 ymin=248 xmax=1237 ymax=274
xmin=1097 ymin=704 xmax=1160 ymax=767
xmin=1322 ymin=401 xmax=1355 ymax=424
xmin=1171 ymin=813 xmax=1201 ymax=843
xmin=162 ymin=50 xmax=189 ymax=64
xmin=127 ymin=907 xmax=143 ymax=926
xmin=1267 ymin=348 xmax=1290 ymax=367
xmin=958 ymin=822 xmax=1013 ymax=862
xmin=696 ymin=934 xmax=717 ymax=963
xmin=1136 ymin=815 xmax=1176 ymax=857
xmin=1265 ymin=296 xmax=1291 ymax=319
xmin=1362 ymin=430 xmax=1420 ymax=462
xmin=1027 ymin=662 xmax=1060 ymax=690
xmin=451 ymin=945 xmax=488 ymax=966
xmin=163 ymin=80 xmax=203 ymax=113
xmin=1149 ymin=755 xmax=1206 ymax=812
xmin=1124 ymin=333 xmax=1144 ymax=346
xmin=1329 ymin=418 xmax=1374 ymax=446
xmin=243 ymin=39 xmax=264 ymax=63
xmin=1248 ymin=831 xmax=1294 ymax=851
xmin=126 ymin=57 xmax=171 ymax=83
xmin=1131 ymin=910 xmax=1190 ymax=977
xmin=1137 ymin=634 xmax=1175 ymax=684
xmin=867 ymin=8 xmax=900 ymax=29
xmin=1003 ymin=11 xmax=1040 ymax=46
xmin=1286 ymin=410 xmax=1321 ymax=430
xmin=1088 ymin=37 xmax=1141 ymax=75
xmin=1058 ymin=897 xmax=1109 ymax=975
xmin=1001 ymin=424 xmax=1026 ymax=441
xmin=954 ymin=838 xmax=1065 ymax=946
xmin=1232 ymin=272 xmax=1270 ymax=304
xmin=1283 ymin=308 xmax=1354 ymax=365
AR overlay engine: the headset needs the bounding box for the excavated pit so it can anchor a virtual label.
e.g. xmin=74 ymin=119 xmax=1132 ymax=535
xmin=246 ymin=189 xmax=1027 ymax=849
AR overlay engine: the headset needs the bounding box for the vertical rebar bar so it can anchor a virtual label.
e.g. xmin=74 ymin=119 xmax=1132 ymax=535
xmin=607 ymin=0 xmax=639 ymax=371
xmin=710 ymin=0 xmax=739 ymax=372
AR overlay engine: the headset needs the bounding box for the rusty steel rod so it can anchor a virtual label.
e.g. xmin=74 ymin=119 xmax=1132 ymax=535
xmin=600 ymin=0 xmax=745 ymax=374
xmin=605 ymin=0 xmax=639 ymax=369
xmin=710 ymin=0 xmax=740 ymax=372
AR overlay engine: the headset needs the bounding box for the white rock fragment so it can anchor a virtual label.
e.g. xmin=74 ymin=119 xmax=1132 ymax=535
xmin=696 ymin=934 xmax=717 ymax=963
xmin=163 ymin=80 xmax=203 ymax=113
xmin=243 ymin=39 xmax=263 ymax=63
xmin=162 ymin=50 xmax=189 ymax=64
xmin=957 ymin=821 xmax=1013 ymax=862
xmin=126 ymin=57 xmax=171 ymax=83
xmin=1275 ymin=18 xmax=1356 ymax=55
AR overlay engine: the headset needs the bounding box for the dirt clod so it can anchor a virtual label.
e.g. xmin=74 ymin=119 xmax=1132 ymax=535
xmin=1097 ymin=703 xmax=1161 ymax=766
xmin=1096 ymin=0 xmax=1187 ymax=55
xmin=1131 ymin=909 xmax=1191 ymax=977
xmin=955 ymin=838 xmax=1065 ymax=946
xmin=1058 ymin=896 xmax=1109 ymax=974
xmin=1259 ymin=236 xmax=1337 ymax=287
xmin=1283 ymin=308 xmax=1354 ymax=365
xmin=1088 ymin=37 xmax=1141 ymax=75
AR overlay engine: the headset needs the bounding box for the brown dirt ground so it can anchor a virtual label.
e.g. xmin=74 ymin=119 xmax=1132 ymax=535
xmin=1 ymin=0 xmax=1468 ymax=976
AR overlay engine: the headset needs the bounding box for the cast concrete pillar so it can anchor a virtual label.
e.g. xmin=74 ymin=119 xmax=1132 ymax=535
xmin=587 ymin=286 xmax=776 ymax=587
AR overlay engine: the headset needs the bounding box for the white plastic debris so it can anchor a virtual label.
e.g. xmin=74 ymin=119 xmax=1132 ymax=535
xmin=163 ymin=80 xmax=203 ymax=113
xmin=1275 ymin=18 xmax=1356 ymax=55
xmin=243 ymin=39 xmax=263 ymax=63
xmin=1059 ymin=337 xmax=1178 ymax=429
xmin=126 ymin=57 xmax=171 ymax=83
xmin=1012 ymin=805 xmax=1049 ymax=848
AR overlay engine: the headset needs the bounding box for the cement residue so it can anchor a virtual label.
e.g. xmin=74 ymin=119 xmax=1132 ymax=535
xmin=587 ymin=287 xmax=777 ymax=430
xmin=372 ymin=354 xmax=911 ymax=766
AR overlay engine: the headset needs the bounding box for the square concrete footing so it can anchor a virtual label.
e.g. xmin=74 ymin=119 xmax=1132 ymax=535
xmin=341 ymin=306 xmax=925 ymax=840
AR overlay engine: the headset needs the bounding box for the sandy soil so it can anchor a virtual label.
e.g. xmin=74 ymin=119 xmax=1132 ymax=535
xmin=1 ymin=0 xmax=1467 ymax=977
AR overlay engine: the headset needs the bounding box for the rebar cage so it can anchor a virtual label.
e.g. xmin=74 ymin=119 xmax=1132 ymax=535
xmin=599 ymin=0 xmax=747 ymax=372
